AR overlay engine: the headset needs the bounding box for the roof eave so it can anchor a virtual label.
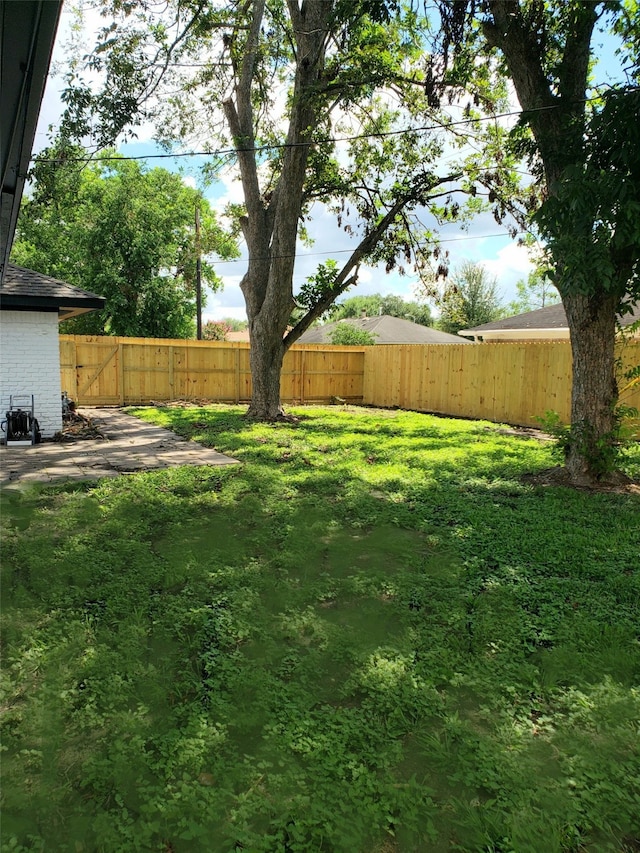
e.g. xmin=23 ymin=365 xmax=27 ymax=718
xmin=1 ymin=1 xmax=63 ymax=281
xmin=1 ymin=294 xmax=106 ymax=316
xmin=58 ymin=306 xmax=101 ymax=320
xmin=459 ymin=327 xmax=571 ymax=341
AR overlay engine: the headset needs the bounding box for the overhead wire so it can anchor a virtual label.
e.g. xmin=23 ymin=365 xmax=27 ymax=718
xmin=31 ymin=86 xmax=630 ymax=269
xmin=30 ymin=87 xmax=639 ymax=165
xmin=206 ymin=229 xmax=531 ymax=267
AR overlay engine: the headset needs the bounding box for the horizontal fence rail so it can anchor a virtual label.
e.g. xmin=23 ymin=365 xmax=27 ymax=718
xmin=59 ymin=335 xmax=640 ymax=433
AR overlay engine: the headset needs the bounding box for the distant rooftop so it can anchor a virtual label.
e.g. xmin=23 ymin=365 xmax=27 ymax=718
xmin=298 ymin=315 xmax=472 ymax=345
xmin=460 ymin=300 xmax=640 ymax=340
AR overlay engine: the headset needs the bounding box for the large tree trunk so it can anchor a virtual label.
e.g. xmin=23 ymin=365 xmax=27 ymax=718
xmin=563 ymin=291 xmax=620 ymax=484
xmin=243 ymin=260 xmax=292 ymax=420
xmin=481 ymin=2 xmax=630 ymax=484
xmin=246 ymin=317 xmax=286 ymax=419
xmin=224 ymin=0 xmax=331 ymax=420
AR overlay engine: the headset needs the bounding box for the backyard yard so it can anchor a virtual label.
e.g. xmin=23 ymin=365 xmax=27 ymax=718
xmin=1 ymin=405 xmax=639 ymax=853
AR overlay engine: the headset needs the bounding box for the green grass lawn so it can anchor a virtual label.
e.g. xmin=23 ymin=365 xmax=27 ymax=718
xmin=1 ymin=405 xmax=639 ymax=853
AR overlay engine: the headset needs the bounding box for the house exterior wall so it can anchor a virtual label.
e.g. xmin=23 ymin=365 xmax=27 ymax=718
xmin=1 ymin=310 xmax=62 ymax=439
xmin=458 ymin=329 xmax=570 ymax=342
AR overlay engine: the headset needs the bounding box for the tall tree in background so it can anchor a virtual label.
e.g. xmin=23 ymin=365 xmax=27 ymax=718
xmin=508 ymin=270 xmax=560 ymax=315
xmin=435 ymin=260 xmax=504 ymax=333
xmin=58 ymin=0 xmax=514 ymax=418
xmin=441 ymin=1 xmax=640 ymax=484
xmin=329 ymin=293 xmax=433 ymax=326
xmin=12 ymin=143 xmax=238 ymax=337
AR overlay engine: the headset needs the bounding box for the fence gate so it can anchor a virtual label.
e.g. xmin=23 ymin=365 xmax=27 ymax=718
xmin=60 ymin=338 xmax=123 ymax=405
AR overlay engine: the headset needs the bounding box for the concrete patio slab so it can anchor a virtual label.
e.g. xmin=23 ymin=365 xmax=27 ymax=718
xmin=0 ymin=408 xmax=239 ymax=488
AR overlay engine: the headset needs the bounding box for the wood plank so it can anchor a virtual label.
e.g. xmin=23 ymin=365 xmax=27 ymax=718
xmin=78 ymin=344 xmax=119 ymax=396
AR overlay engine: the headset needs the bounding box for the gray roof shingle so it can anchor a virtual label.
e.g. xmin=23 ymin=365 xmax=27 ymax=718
xmin=298 ymin=315 xmax=471 ymax=345
xmin=0 ymin=263 xmax=105 ymax=319
xmin=461 ymin=300 xmax=640 ymax=335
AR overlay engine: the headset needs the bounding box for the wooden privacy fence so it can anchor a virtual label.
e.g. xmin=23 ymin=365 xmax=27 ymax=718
xmin=362 ymin=340 xmax=640 ymax=431
xmin=59 ymin=335 xmax=640 ymax=432
xmin=364 ymin=341 xmax=573 ymax=423
xmin=59 ymin=336 xmax=366 ymax=406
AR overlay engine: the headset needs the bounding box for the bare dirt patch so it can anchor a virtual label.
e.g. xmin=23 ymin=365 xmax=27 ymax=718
xmin=522 ymin=466 xmax=640 ymax=495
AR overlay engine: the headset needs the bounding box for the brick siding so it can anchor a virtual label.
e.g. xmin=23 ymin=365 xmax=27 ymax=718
xmin=1 ymin=310 xmax=62 ymax=439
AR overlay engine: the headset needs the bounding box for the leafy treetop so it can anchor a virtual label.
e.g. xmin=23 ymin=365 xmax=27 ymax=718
xmin=433 ymin=260 xmax=506 ymax=334
xmin=12 ymin=141 xmax=239 ymax=338
xmin=329 ymin=323 xmax=378 ymax=345
xmin=329 ymin=293 xmax=433 ymax=326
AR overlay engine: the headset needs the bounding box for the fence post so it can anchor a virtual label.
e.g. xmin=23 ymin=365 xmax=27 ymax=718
xmin=73 ymin=337 xmax=79 ymax=403
xmin=118 ymin=341 xmax=124 ymax=405
xmin=235 ymin=347 xmax=241 ymax=403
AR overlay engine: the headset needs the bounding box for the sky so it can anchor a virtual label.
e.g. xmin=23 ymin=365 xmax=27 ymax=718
xmin=31 ymin=3 xmax=623 ymax=324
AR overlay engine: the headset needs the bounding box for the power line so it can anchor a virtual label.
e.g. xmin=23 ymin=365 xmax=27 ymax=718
xmin=208 ymin=229 xmax=528 ymax=266
xmin=31 ymin=88 xmax=639 ymax=165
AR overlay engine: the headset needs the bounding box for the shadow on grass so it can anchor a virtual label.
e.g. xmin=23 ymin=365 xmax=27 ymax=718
xmin=2 ymin=405 xmax=639 ymax=852
xmin=131 ymin=402 xmax=640 ymax=484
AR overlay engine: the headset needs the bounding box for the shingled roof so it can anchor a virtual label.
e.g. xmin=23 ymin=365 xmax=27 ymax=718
xmin=298 ymin=315 xmax=471 ymax=345
xmin=459 ymin=300 xmax=640 ymax=340
xmin=0 ymin=263 xmax=105 ymax=320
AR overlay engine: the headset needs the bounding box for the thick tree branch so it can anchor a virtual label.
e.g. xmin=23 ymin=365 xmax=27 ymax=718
xmin=484 ymin=2 xmax=557 ymax=115
xmin=238 ymin=0 xmax=265 ymax=109
xmin=222 ymin=97 xmax=264 ymax=229
xmin=484 ymin=0 xmax=592 ymax=187
xmin=222 ymin=1 xmax=269 ymax=243
xmin=284 ymin=172 xmax=463 ymax=349
xmin=558 ymin=5 xmax=598 ymax=106
xmin=262 ymin=2 xmax=332 ymax=329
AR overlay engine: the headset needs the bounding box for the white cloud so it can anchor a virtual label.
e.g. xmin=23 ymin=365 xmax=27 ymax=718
xmin=206 ymin=165 xmax=246 ymax=212
xmin=203 ymin=274 xmax=246 ymax=321
xmin=203 ymin=303 xmax=247 ymax=323
xmin=479 ymin=242 xmax=535 ymax=300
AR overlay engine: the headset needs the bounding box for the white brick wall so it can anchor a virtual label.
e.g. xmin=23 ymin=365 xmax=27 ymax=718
xmin=1 ymin=310 xmax=62 ymax=439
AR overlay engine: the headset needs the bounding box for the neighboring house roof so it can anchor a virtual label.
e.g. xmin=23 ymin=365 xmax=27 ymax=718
xmin=459 ymin=301 xmax=640 ymax=341
xmin=1 ymin=1 xmax=63 ymax=281
xmin=298 ymin=315 xmax=472 ymax=345
xmin=0 ymin=263 xmax=106 ymax=320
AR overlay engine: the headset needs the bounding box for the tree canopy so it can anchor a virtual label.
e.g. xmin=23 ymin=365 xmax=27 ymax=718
xmin=508 ymin=271 xmax=560 ymax=315
xmin=329 ymin=324 xmax=378 ymax=346
xmin=329 ymin=293 xmax=433 ymax=326
xmin=439 ymin=0 xmax=640 ymax=483
xmin=434 ymin=261 xmax=505 ymax=334
xmin=57 ymin=0 xmax=514 ymax=417
xmin=12 ymin=142 xmax=238 ymax=338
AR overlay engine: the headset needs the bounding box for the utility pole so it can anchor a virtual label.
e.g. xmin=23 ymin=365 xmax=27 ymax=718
xmin=195 ymin=204 xmax=202 ymax=340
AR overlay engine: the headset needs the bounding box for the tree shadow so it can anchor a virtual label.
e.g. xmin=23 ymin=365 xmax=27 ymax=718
xmin=2 ymin=406 xmax=639 ymax=851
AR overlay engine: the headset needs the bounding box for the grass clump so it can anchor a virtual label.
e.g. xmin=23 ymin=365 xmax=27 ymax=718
xmin=1 ymin=405 xmax=639 ymax=852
